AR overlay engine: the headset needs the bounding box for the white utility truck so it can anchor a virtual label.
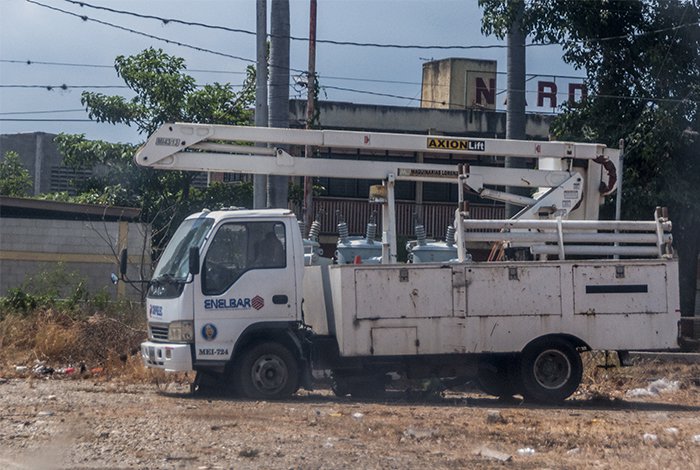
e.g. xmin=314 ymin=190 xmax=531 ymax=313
xmin=130 ymin=123 xmax=680 ymax=403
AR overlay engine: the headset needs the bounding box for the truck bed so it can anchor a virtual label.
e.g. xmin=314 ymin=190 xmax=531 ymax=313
xmin=302 ymin=259 xmax=680 ymax=357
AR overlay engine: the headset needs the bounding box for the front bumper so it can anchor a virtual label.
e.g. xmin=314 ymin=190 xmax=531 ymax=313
xmin=141 ymin=341 xmax=193 ymax=372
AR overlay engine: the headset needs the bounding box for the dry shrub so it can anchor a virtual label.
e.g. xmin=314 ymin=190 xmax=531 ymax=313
xmin=579 ymin=350 xmax=700 ymax=403
xmin=29 ymin=310 xmax=146 ymax=365
xmin=71 ymin=313 xmax=146 ymax=363
xmin=96 ymin=352 xmax=193 ymax=386
xmin=0 ymin=308 xmax=146 ymax=374
xmin=578 ymin=351 xmax=626 ymax=400
xmin=0 ymin=314 xmax=36 ymax=352
xmin=0 ymin=305 xmax=198 ymax=385
xmin=0 ymin=314 xmax=37 ymax=370
xmin=34 ymin=320 xmax=79 ymax=360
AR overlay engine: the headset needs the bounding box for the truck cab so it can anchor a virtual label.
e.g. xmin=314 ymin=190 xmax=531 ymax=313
xmin=141 ymin=209 xmax=305 ymax=386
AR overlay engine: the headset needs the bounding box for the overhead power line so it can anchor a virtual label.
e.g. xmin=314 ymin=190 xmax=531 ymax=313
xmin=0 ymin=83 xmax=245 ymax=90
xmin=0 ymin=59 xmax=248 ymax=76
xmin=25 ymin=0 xmax=294 ymax=71
xmin=2 ymin=79 xmax=695 ymax=108
xmin=59 ymin=0 xmax=527 ymax=51
xmin=0 ymin=108 xmax=86 ymax=115
xmin=0 ymin=84 xmax=128 ymax=89
xmin=0 ymin=59 xmax=113 ymax=69
xmin=59 ymin=0 xmax=700 ymax=50
xmin=321 ymin=84 xmax=698 ymax=107
xmin=0 ymin=118 xmax=94 ymax=122
xmin=1 ymin=58 xmax=588 ymax=87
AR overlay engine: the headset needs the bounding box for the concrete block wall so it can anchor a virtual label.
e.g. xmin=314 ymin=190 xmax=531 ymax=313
xmin=0 ymin=218 xmax=150 ymax=301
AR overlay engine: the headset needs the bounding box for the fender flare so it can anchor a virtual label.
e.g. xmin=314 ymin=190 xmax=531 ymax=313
xmin=231 ymin=321 xmax=306 ymax=363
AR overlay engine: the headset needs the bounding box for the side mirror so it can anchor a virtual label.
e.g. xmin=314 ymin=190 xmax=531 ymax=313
xmin=189 ymin=246 xmax=200 ymax=276
xmin=119 ymin=248 xmax=128 ymax=276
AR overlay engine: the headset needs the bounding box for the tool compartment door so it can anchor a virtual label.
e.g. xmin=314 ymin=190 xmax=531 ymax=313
xmin=573 ymin=263 xmax=668 ymax=315
xmin=354 ymin=266 xmax=455 ymax=320
xmin=465 ymin=265 xmax=562 ymax=317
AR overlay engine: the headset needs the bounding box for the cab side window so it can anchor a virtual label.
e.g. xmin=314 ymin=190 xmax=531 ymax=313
xmin=202 ymin=222 xmax=286 ymax=296
xmin=250 ymin=222 xmax=286 ymax=269
xmin=202 ymin=223 xmax=247 ymax=295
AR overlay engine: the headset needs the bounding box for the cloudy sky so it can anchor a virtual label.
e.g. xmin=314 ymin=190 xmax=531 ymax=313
xmin=0 ymin=0 xmax=582 ymax=144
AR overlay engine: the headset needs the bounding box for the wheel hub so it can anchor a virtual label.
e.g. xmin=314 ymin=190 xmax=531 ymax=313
xmin=533 ymin=349 xmax=571 ymax=390
xmin=252 ymin=354 xmax=288 ymax=392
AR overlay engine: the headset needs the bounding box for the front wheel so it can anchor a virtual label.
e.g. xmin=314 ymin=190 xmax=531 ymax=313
xmin=520 ymin=337 xmax=582 ymax=403
xmin=236 ymin=342 xmax=299 ymax=400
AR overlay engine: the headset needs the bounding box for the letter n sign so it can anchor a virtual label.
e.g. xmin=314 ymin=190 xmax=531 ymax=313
xmin=475 ymin=77 xmax=496 ymax=106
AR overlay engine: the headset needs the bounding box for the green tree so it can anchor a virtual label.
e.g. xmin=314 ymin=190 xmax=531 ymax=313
xmin=480 ymin=0 xmax=700 ymax=318
xmin=0 ymin=151 xmax=32 ymax=197
xmin=56 ymin=48 xmax=255 ymax=254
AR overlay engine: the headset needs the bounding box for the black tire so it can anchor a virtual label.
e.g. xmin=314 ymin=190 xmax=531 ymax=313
xmin=520 ymin=337 xmax=582 ymax=403
xmin=236 ymin=342 xmax=299 ymax=400
xmin=476 ymin=354 xmax=521 ymax=398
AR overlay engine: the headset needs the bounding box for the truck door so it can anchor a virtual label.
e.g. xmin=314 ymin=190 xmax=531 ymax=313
xmin=193 ymin=220 xmax=298 ymax=362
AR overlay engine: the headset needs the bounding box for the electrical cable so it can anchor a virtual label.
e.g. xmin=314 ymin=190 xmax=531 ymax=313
xmin=0 ymin=58 xmax=588 ymax=87
xmin=1 ymin=80 xmax=695 ymax=108
xmin=0 ymin=83 xmax=245 ymax=90
xmin=320 ymin=84 xmax=697 ymax=106
xmin=60 ymin=0 xmax=699 ymax=50
xmin=0 ymin=118 xmax=93 ymax=122
xmin=0 ymin=59 xmax=249 ymax=76
xmin=58 ymin=0 xmax=528 ymax=51
xmin=0 ymin=108 xmax=86 ymax=115
xmin=25 ymin=0 xmax=310 ymax=73
xmin=0 ymin=84 xmax=128 ymax=89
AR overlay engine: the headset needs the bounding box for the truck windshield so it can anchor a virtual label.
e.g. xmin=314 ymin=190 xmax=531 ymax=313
xmin=152 ymin=216 xmax=214 ymax=282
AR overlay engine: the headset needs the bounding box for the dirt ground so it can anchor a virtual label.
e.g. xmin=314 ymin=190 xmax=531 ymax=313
xmin=0 ymin=358 xmax=699 ymax=469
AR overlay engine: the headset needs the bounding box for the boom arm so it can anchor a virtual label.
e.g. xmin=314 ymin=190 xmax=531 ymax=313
xmin=136 ymin=122 xmax=618 ymax=201
xmin=136 ymin=123 xmax=618 ymax=173
xmin=136 ymin=123 xmax=620 ymax=262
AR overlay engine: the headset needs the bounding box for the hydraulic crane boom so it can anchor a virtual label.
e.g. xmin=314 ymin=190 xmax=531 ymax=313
xmin=136 ymin=123 xmax=620 ymax=262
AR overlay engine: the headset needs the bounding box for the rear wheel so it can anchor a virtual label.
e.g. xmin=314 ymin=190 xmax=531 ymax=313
xmin=236 ymin=342 xmax=299 ymax=400
xmin=520 ymin=337 xmax=582 ymax=403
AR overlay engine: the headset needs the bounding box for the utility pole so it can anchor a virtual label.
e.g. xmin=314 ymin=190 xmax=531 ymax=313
xmin=268 ymin=0 xmax=290 ymax=208
xmin=254 ymin=0 xmax=268 ymax=209
xmin=505 ymin=0 xmax=527 ymax=218
xmin=303 ymin=0 xmax=317 ymax=233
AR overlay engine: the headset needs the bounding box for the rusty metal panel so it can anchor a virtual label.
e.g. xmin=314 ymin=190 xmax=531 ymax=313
xmin=573 ymin=264 xmax=668 ymax=315
xmin=465 ymin=265 xmax=562 ymax=316
xmin=354 ymin=266 xmax=454 ymax=320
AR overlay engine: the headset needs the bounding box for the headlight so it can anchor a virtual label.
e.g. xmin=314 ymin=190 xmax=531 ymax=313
xmin=168 ymin=320 xmax=194 ymax=343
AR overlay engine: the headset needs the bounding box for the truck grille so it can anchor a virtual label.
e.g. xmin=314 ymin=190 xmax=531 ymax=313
xmin=149 ymin=324 xmax=169 ymax=341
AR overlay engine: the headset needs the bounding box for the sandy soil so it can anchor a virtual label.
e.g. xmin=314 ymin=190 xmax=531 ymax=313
xmin=1 ymin=360 xmax=699 ymax=469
